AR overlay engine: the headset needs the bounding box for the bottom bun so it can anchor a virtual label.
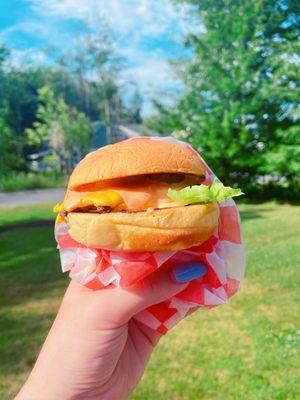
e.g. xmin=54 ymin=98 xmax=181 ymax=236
xmin=68 ymin=204 xmax=219 ymax=251
xmin=67 ymin=203 xmax=219 ymax=251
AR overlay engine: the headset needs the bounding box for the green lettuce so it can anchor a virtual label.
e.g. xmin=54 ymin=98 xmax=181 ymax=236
xmin=167 ymin=178 xmax=244 ymax=205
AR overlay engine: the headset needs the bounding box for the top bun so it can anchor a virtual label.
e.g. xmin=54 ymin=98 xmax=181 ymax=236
xmin=68 ymin=137 xmax=205 ymax=190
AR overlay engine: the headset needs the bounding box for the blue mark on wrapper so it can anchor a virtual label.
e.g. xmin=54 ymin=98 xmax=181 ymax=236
xmin=172 ymin=262 xmax=207 ymax=283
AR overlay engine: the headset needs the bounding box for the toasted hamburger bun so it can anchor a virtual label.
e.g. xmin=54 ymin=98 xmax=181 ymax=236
xmin=67 ymin=203 xmax=219 ymax=251
xmin=68 ymin=137 xmax=205 ymax=191
xmin=65 ymin=137 xmax=219 ymax=251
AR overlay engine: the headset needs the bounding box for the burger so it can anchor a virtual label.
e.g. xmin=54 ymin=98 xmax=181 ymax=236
xmin=54 ymin=137 xmax=242 ymax=251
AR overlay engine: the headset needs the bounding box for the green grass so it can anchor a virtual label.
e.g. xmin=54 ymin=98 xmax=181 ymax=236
xmin=0 ymin=172 xmax=66 ymax=191
xmin=0 ymin=203 xmax=299 ymax=399
xmin=0 ymin=204 xmax=54 ymax=228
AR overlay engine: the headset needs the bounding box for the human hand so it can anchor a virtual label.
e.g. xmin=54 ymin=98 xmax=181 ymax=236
xmin=16 ymin=262 xmax=206 ymax=400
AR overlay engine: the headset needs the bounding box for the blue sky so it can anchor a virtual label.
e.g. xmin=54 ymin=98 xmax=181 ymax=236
xmin=0 ymin=0 xmax=203 ymax=116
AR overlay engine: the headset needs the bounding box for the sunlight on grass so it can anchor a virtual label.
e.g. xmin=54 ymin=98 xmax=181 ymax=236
xmin=132 ymin=203 xmax=300 ymax=400
xmin=0 ymin=204 xmax=54 ymax=228
xmin=0 ymin=203 xmax=299 ymax=399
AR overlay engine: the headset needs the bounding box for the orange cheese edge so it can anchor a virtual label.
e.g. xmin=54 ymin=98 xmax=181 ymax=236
xmin=55 ymin=180 xmax=193 ymax=213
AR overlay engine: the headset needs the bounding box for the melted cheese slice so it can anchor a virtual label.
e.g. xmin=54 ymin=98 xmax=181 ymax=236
xmin=62 ymin=181 xmax=190 ymax=212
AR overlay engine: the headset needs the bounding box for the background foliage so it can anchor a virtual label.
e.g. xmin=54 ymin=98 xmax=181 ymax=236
xmin=0 ymin=2 xmax=299 ymax=398
xmin=0 ymin=1 xmax=299 ymax=199
xmin=147 ymin=0 xmax=300 ymax=199
xmin=0 ymin=32 xmax=141 ymax=181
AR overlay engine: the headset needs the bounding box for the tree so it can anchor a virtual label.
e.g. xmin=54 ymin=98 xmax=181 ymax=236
xmin=150 ymin=0 xmax=299 ymax=191
xmin=264 ymin=123 xmax=300 ymax=192
xmin=0 ymin=45 xmax=10 ymax=69
xmin=123 ymin=88 xmax=143 ymax=123
xmin=78 ymin=35 xmax=123 ymax=137
xmin=0 ymin=106 xmax=22 ymax=175
xmin=0 ymin=68 xmax=47 ymax=137
xmin=0 ymin=34 xmax=142 ymax=178
xmin=55 ymin=33 xmax=123 ymax=125
xmin=26 ymin=86 xmax=92 ymax=174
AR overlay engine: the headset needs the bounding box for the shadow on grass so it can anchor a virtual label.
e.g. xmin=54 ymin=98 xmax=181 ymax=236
xmin=239 ymin=207 xmax=274 ymax=220
xmin=0 ymin=220 xmax=53 ymax=233
xmin=237 ymin=197 xmax=300 ymax=206
xmin=0 ymin=226 xmax=67 ymax=307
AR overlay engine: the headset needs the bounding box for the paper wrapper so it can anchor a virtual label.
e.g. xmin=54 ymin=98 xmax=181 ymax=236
xmin=54 ymin=137 xmax=246 ymax=334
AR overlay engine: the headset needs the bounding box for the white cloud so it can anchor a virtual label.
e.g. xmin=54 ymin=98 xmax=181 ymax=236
xmin=118 ymin=48 xmax=181 ymax=117
xmin=0 ymin=21 xmax=45 ymax=42
xmin=9 ymin=48 xmax=47 ymax=67
xmin=19 ymin=0 xmax=204 ymax=115
xmin=28 ymin=0 xmax=203 ymax=40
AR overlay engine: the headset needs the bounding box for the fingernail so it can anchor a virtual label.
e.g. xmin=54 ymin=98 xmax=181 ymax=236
xmin=172 ymin=262 xmax=207 ymax=283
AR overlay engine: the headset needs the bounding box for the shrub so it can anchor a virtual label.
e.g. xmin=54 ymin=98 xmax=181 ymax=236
xmin=0 ymin=172 xmax=66 ymax=191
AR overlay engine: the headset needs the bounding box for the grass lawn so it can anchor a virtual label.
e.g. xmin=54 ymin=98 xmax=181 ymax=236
xmin=0 ymin=204 xmax=54 ymax=228
xmin=0 ymin=203 xmax=299 ymax=399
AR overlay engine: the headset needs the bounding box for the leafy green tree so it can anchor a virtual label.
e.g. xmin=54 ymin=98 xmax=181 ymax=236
xmin=0 ymin=106 xmax=22 ymax=175
xmin=26 ymin=86 xmax=92 ymax=174
xmin=0 ymin=68 xmax=47 ymax=137
xmin=0 ymin=36 xmax=142 ymax=179
xmin=265 ymin=124 xmax=300 ymax=187
xmin=0 ymin=45 xmax=10 ymax=68
xmin=0 ymin=65 xmax=83 ymax=138
xmin=0 ymin=36 xmax=142 ymax=177
xmin=150 ymin=0 xmax=299 ymax=191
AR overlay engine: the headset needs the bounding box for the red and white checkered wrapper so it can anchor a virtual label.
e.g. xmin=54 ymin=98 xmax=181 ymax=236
xmin=54 ymin=137 xmax=246 ymax=334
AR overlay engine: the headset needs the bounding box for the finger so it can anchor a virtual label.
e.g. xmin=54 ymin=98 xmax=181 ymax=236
xmin=105 ymin=262 xmax=207 ymax=323
xmin=62 ymin=262 xmax=207 ymax=327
